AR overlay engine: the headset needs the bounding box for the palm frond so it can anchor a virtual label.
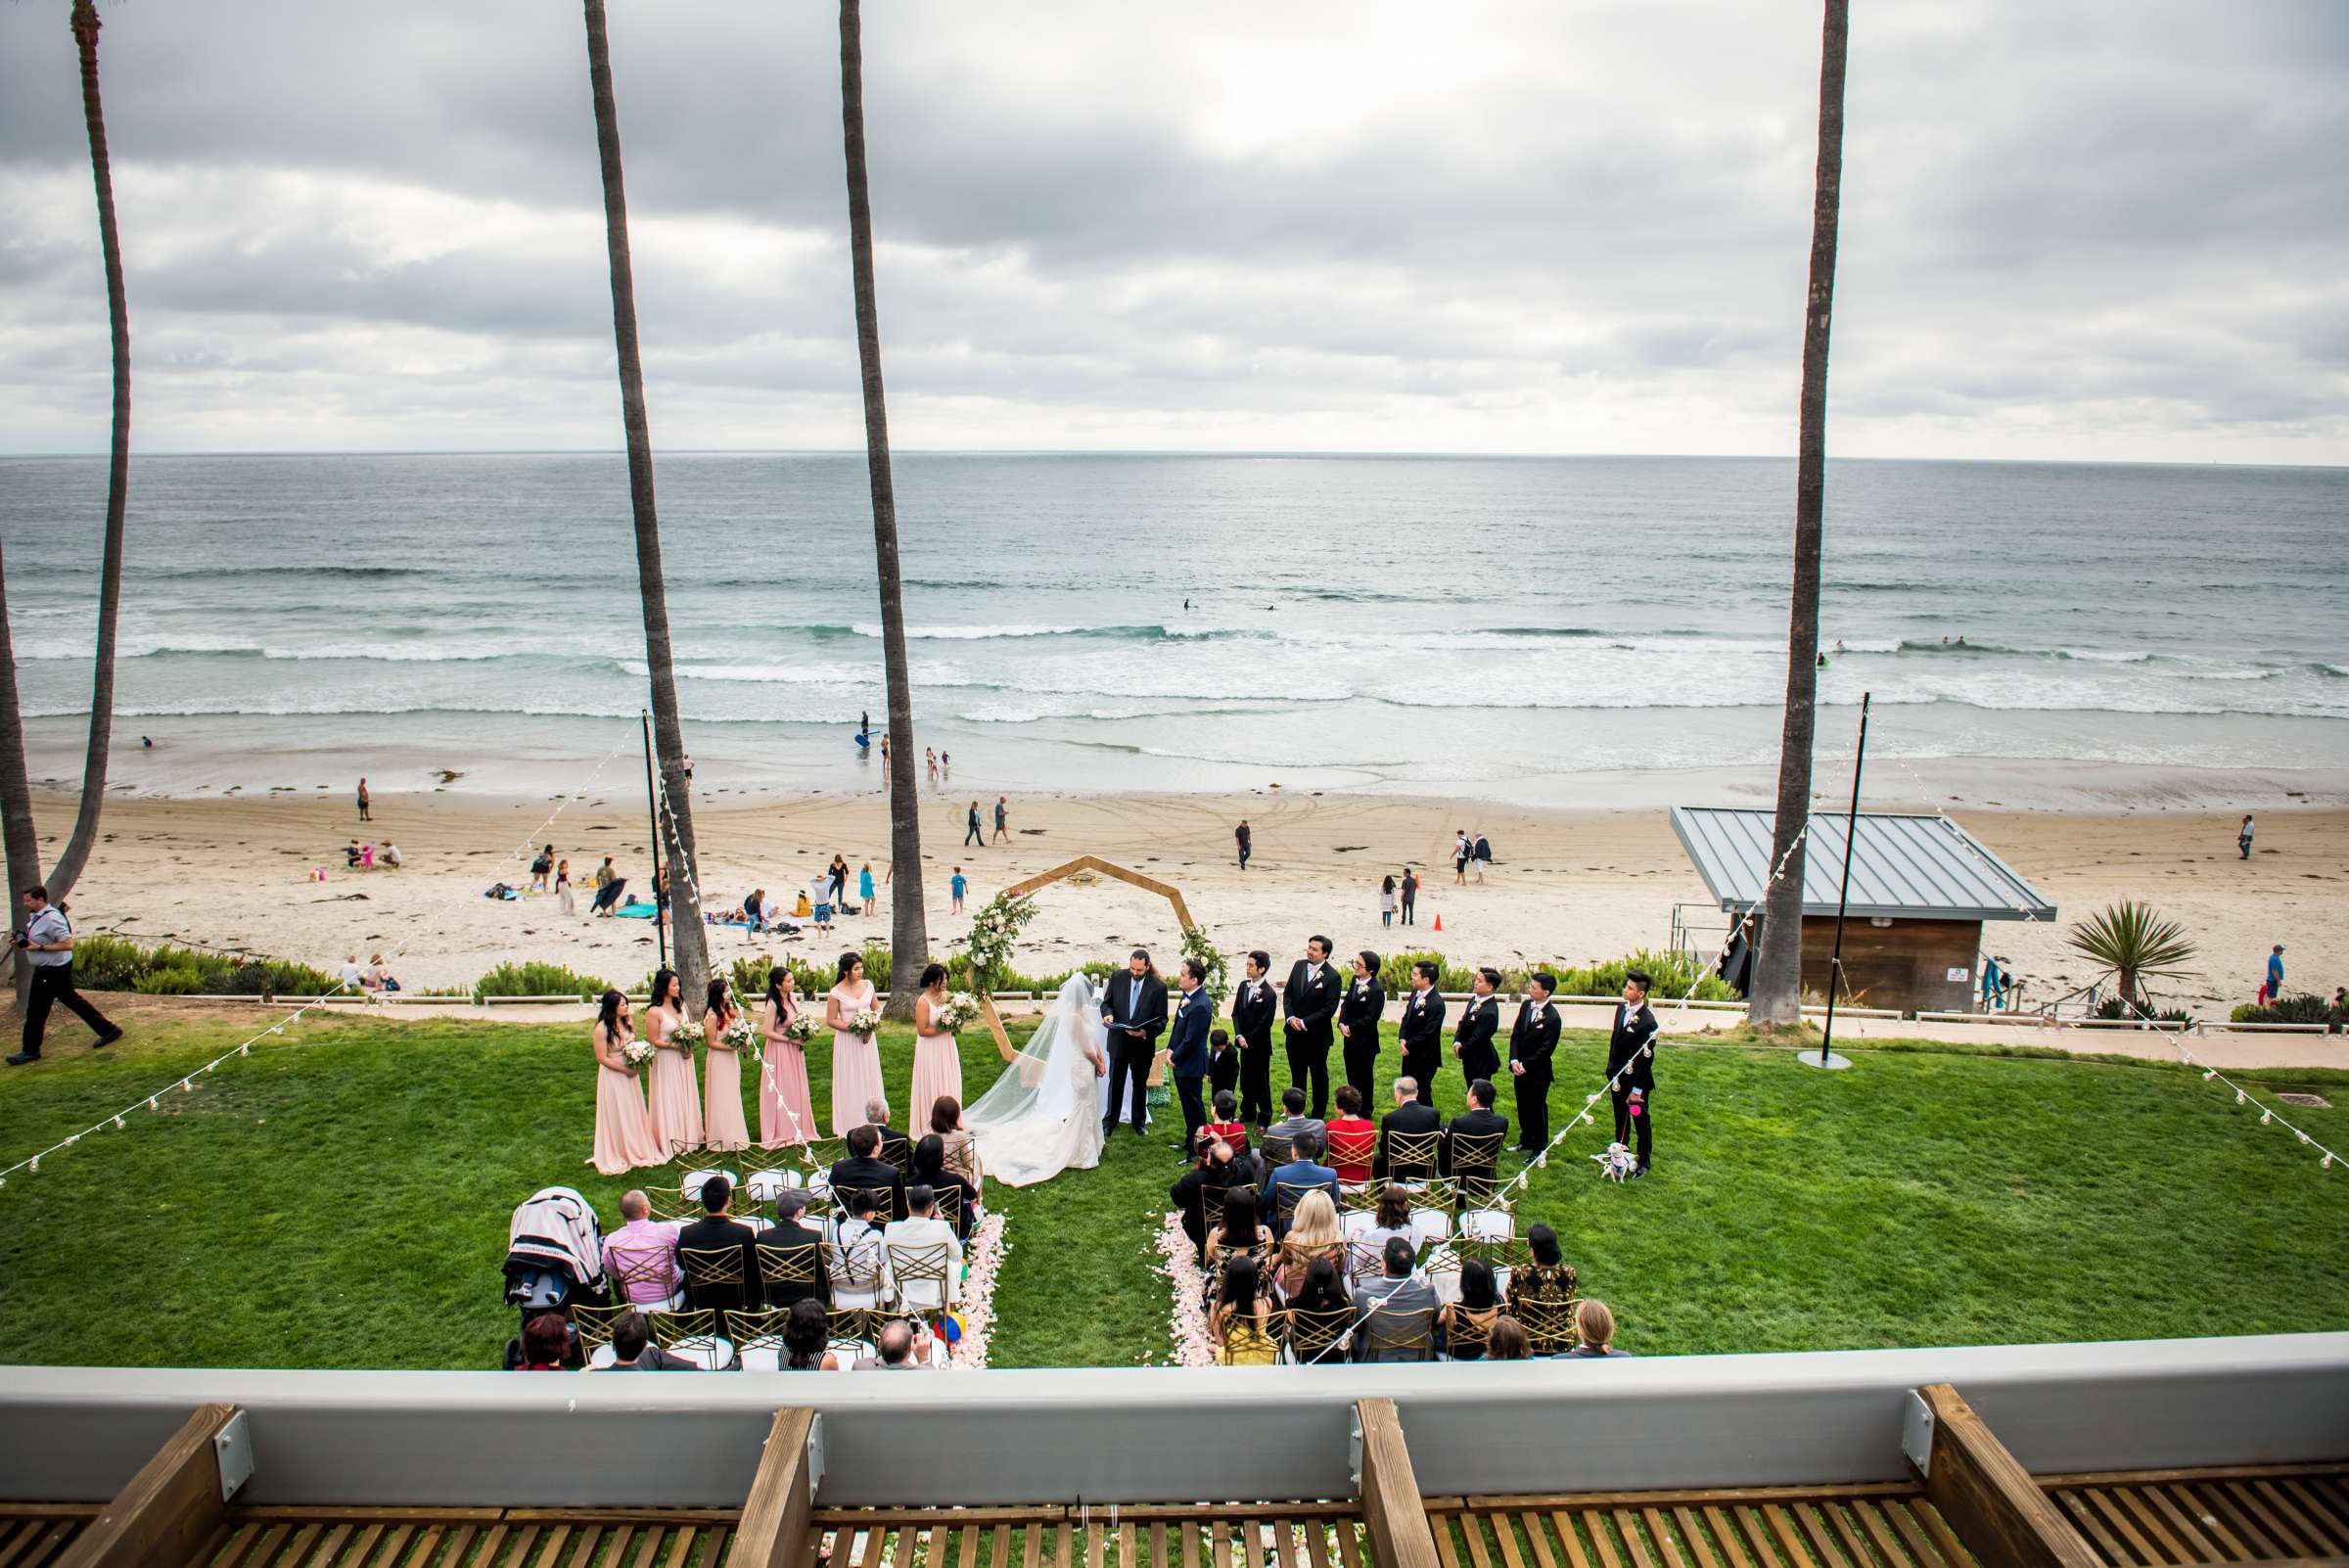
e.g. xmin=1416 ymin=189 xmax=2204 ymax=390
xmin=2065 ymin=900 xmax=2197 ymax=989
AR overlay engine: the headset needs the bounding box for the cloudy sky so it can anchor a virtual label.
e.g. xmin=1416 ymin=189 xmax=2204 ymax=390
xmin=1 ymin=0 xmax=2343 ymax=461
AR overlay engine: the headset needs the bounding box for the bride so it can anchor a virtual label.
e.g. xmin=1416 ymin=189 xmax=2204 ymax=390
xmin=966 ymin=975 xmax=1109 ymax=1187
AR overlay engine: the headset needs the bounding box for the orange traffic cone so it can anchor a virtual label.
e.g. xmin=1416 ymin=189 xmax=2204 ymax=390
xmin=1432 ymin=911 xmax=1443 ymax=932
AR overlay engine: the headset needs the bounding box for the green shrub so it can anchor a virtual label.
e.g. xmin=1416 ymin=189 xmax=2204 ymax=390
xmin=2230 ymin=993 xmax=2342 ymax=1027
xmin=1549 ymin=948 xmax=1738 ymax=1003
xmin=132 ymin=965 xmax=205 ymax=994
xmin=473 ymin=961 xmax=609 ymax=1002
xmin=66 ymin=934 xmax=337 ymax=996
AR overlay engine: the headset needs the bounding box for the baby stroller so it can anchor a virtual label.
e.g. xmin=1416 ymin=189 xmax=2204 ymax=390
xmin=501 ymin=1185 xmax=611 ymax=1368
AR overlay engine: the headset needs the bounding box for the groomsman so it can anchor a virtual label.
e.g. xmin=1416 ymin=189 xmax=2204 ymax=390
xmin=1166 ymin=958 xmax=1216 ymax=1150
xmin=1452 ymin=965 xmax=1502 ymax=1087
xmin=1396 ymin=960 xmax=1445 ymax=1105
xmin=1282 ymin=936 xmax=1341 ymax=1119
xmin=1607 ymin=969 xmax=1660 ymax=1176
xmin=1337 ymin=949 xmax=1386 ymax=1109
xmin=1507 ymin=972 xmax=1561 ymax=1153
xmin=1230 ymin=950 xmax=1278 ymax=1126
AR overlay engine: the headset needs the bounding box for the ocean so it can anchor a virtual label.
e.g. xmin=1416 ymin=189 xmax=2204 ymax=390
xmin=3 ymin=452 xmax=2346 ymax=801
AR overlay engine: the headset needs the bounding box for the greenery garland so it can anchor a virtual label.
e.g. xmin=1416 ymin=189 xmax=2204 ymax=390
xmin=965 ymin=891 xmax=1038 ymax=995
xmin=1180 ymin=923 xmax=1229 ymax=1007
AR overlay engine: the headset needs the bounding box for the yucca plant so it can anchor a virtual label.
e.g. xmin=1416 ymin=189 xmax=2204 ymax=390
xmin=2066 ymin=901 xmax=2196 ymax=1011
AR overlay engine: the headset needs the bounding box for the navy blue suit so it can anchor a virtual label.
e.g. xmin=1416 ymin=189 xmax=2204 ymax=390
xmin=1259 ymin=1157 xmax=1341 ymax=1234
xmin=1167 ymin=983 xmax=1215 ymax=1145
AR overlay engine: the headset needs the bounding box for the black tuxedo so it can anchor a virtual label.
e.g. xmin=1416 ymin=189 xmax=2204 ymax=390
xmin=1229 ymin=975 xmax=1277 ymax=1124
xmin=1396 ymin=987 xmax=1445 ymax=1104
xmin=1442 ymin=1106 xmax=1509 ymax=1181
xmin=753 ymin=1219 xmax=830 ymax=1308
xmin=675 ymin=1214 xmax=761 ymax=1319
xmin=1606 ymin=1000 xmax=1659 ymax=1168
xmin=1508 ymin=997 xmax=1561 ymax=1151
xmin=827 ymin=1155 xmax=908 ymax=1219
xmin=1101 ymin=969 xmax=1169 ymax=1132
xmin=1373 ymin=1099 xmax=1443 ymax=1179
xmin=1337 ymin=976 xmax=1387 ymax=1107
xmin=1453 ymin=993 xmax=1501 ymax=1085
xmin=1282 ymin=959 xmax=1341 ymax=1117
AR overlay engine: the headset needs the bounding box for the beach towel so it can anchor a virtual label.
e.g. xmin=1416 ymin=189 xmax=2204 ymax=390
xmin=615 ymin=899 xmax=660 ymax=919
xmin=484 ymin=883 xmax=520 ymax=900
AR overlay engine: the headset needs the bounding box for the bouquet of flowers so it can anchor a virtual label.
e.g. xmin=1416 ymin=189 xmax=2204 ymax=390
xmin=848 ymin=1004 xmax=884 ymax=1036
xmin=935 ymin=992 xmax=981 ymax=1033
xmin=670 ymin=1021 xmax=707 ymax=1050
xmin=620 ymin=1037 xmax=655 ymax=1069
xmin=780 ymin=1014 xmax=816 ymax=1045
xmin=722 ymin=1017 xmax=760 ymax=1051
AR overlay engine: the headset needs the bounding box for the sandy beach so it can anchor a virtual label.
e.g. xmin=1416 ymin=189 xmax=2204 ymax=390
xmin=33 ymin=773 xmax=2348 ymax=1016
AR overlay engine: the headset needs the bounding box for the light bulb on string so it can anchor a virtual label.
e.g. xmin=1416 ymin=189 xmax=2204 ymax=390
xmin=2235 ymin=1090 xmax=2246 ymax=1105
xmin=2203 ymin=1069 xmax=2217 ymax=1081
xmin=2260 ymin=1111 xmax=2272 ymax=1126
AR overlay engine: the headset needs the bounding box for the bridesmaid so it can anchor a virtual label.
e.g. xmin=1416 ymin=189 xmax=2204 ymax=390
xmin=760 ymin=967 xmax=817 ymax=1146
xmin=701 ymin=977 xmax=753 ymax=1152
xmin=643 ymin=967 xmax=704 ymax=1159
xmin=827 ymin=951 xmax=885 ymax=1134
xmin=909 ymin=962 xmax=963 ymax=1132
xmin=589 ymin=990 xmax=664 ymax=1175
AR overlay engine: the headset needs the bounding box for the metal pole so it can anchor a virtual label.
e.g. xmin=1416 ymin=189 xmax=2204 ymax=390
xmin=1820 ymin=691 xmax=1869 ymax=1064
xmin=642 ymin=709 xmax=667 ymax=971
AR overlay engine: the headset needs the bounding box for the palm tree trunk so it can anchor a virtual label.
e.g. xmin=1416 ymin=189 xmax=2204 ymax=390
xmin=1749 ymin=0 xmax=1850 ymax=1029
xmin=580 ymin=0 xmax=707 ymax=1004
xmin=838 ymin=0 xmax=929 ymax=1020
xmin=0 ymin=542 xmax=43 ymax=1005
xmin=40 ymin=0 xmax=130 ymax=905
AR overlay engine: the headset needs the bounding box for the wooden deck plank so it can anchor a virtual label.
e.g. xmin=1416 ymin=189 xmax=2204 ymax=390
xmin=1022 ymin=1522 xmax=1041 ymax=1568
xmin=1640 ymin=1509 xmax=1689 ymax=1568
xmin=1875 ymin=1501 xmax=1949 ymax=1568
xmin=1087 ymin=1523 xmax=1106 ymax=1568
xmin=2043 ymin=1497 xmax=2118 ymax=1567
xmin=986 ymin=1523 xmax=1009 ymax=1568
xmin=1665 ymin=1511 xmax=1718 ymax=1568
xmin=1492 ymin=1514 xmax=1530 ymax=1568
xmin=2285 ymin=1478 xmax=2349 ymax=1543
xmin=14 ymin=1524 xmax=83 ymax=1568
xmin=0 ymin=1524 xmax=64 ymax=1568
xmin=662 ymin=1530 xmax=699 ymax=1568
xmin=1332 ymin=1522 xmax=1363 ymax=1568
xmin=1809 ymin=1506 xmax=1870 ymax=1568
xmin=2082 ymin=1490 xmax=2156 ymax=1565
xmin=2211 ymin=1482 xmax=2301 ymax=1559
xmin=2138 ymin=1487 xmax=2235 ymax=1563
xmin=1695 ymin=1512 xmax=1746 ymax=1568
xmin=1848 ymin=1502 xmax=1911 ymax=1568
xmin=1462 ymin=1514 xmax=1496 ymax=1568
xmin=891 ymin=1525 xmax=915 ymax=1568
xmin=1760 ymin=1507 xmax=1813 ymax=1568
xmin=2251 ymin=1479 xmax=2341 ymax=1556
xmin=1904 ymin=1500 xmax=1969 ymax=1568
xmin=1151 ymin=1525 xmax=1169 ymax=1568
xmin=1610 ymin=1512 xmax=1654 ymax=1568
xmin=859 ymin=1524 xmax=891 ymax=1568
xmin=1586 ymin=1513 xmax=1626 ymax=1568
xmin=1728 ymin=1509 xmax=1782 ymax=1568
xmin=2105 ymin=1490 xmax=2193 ymax=1565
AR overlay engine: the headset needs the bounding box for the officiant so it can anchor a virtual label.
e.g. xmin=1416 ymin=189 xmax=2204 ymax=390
xmin=1101 ymin=947 xmax=1169 ymax=1137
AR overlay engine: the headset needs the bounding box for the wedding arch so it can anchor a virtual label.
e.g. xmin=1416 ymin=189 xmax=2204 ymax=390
xmin=972 ymin=855 xmax=1203 ymax=1066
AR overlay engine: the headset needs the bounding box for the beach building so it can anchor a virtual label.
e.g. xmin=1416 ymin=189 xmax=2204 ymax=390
xmin=1671 ymin=807 xmax=2056 ymax=1014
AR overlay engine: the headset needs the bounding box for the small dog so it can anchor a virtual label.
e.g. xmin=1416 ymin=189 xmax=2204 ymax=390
xmin=1592 ymin=1141 xmax=1637 ymax=1181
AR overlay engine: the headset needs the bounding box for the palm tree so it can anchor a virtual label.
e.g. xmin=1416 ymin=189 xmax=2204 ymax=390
xmin=3 ymin=0 xmax=133 ymax=1006
xmin=837 ymin=0 xmax=929 ymax=1020
xmin=1748 ymin=0 xmax=1851 ymax=1029
xmin=2066 ymin=902 xmax=2196 ymax=1011
xmin=578 ymin=0 xmax=708 ymax=1002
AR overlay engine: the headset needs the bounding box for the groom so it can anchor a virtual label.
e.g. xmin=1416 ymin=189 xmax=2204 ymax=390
xmin=1166 ymin=957 xmax=1215 ymax=1151
xmin=1101 ymin=947 xmax=1168 ymax=1137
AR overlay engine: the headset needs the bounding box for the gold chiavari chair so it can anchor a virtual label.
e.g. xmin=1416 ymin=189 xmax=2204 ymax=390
xmin=1272 ymin=1180 xmax=1322 ymax=1232
xmin=606 ymin=1245 xmax=684 ymax=1310
xmin=824 ymin=1229 xmax=893 ymax=1309
xmin=1338 ymin=1183 xmax=1383 ymax=1214
xmin=1383 ymin=1130 xmax=1443 ymax=1183
xmin=728 ymin=1306 xmax=792 ymax=1371
xmin=1511 ymin=1291 xmax=1580 ymax=1357
xmin=1281 ymin=1305 xmax=1354 ymax=1366
xmin=825 ymin=1306 xmax=876 ymax=1360
xmin=835 ymin=1184 xmax=897 ymax=1223
xmin=647 ymin=1308 xmax=733 ymax=1369
xmin=888 ymin=1239 xmax=955 ymax=1319
xmin=1446 ymin=1130 xmax=1505 ymax=1205
xmin=1405 ymin=1179 xmax=1457 ymax=1245
xmin=642 ymin=1186 xmax=700 ymax=1223
xmin=1357 ymin=1301 xmax=1438 ymax=1362
xmin=678 ymin=1244 xmax=753 ymax=1330
xmin=1444 ymin=1305 xmax=1496 ymax=1361
xmin=876 ymin=1131 xmax=914 ymax=1176
xmin=572 ymin=1302 xmax=631 ymax=1364
xmin=930 ymin=1182 xmax=964 ymax=1233
xmin=755 ymin=1240 xmax=823 ymax=1306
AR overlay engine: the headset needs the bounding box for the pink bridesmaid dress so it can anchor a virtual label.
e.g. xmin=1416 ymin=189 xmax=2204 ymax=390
xmin=760 ymin=995 xmax=818 ymax=1147
xmin=702 ymin=1005 xmax=754 ymax=1153
xmin=644 ymin=1003 xmax=704 ymax=1159
xmin=909 ymin=994 xmax=964 ymax=1132
xmin=828 ymin=981 xmax=887 ymax=1133
xmin=590 ymin=1027 xmax=665 ymax=1176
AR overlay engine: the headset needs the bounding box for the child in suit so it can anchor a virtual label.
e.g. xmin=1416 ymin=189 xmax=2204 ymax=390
xmin=1207 ymin=1028 xmax=1240 ymax=1100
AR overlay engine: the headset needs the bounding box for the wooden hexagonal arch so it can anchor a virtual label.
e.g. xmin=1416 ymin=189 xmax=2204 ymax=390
xmin=976 ymin=854 xmax=1197 ymax=1064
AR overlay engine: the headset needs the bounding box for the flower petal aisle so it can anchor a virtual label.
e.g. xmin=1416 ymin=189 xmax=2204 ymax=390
xmin=1153 ymin=1213 xmax=1218 ymax=1367
xmin=948 ymin=1211 xmax=1010 ymax=1368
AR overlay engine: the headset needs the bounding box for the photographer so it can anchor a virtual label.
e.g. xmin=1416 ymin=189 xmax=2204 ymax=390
xmin=9 ymin=885 xmax=123 ymax=1066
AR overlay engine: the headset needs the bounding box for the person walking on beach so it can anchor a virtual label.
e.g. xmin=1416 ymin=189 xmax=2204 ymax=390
xmin=992 ymin=795 xmax=1009 ymax=843
xmin=949 ymin=866 xmax=967 ymax=913
xmin=1472 ymin=830 xmax=1494 ymax=883
xmin=356 ymin=777 xmax=371 ymax=822
xmin=2260 ymin=945 xmax=2285 ymax=1007
xmin=1379 ymin=875 xmax=1397 ymax=928
xmin=9 ymin=887 xmax=123 ymax=1065
xmin=1399 ymin=867 xmax=1418 ymax=925
xmin=858 ymin=862 xmax=877 ymax=917
xmin=2238 ymin=814 xmax=2255 ymax=860
xmin=1235 ymin=819 xmax=1252 ymax=871
xmin=828 ymin=855 xmax=850 ymax=913
xmin=1453 ymin=831 xmax=1471 ymax=886
xmin=925 ymin=748 xmax=938 ymax=785
xmin=530 ymin=844 xmax=554 ymax=893
xmin=964 ymin=802 xmax=984 ymax=848
xmin=556 ymin=857 xmax=576 ymax=915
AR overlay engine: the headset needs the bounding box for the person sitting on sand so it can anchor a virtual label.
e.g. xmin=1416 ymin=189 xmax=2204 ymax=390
xmin=381 ymin=842 xmax=402 ymax=869
xmin=367 ymin=952 xmax=399 ymax=993
xmin=345 ymin=840 xmax=363 ymax=869
xmin=339 ymin=954 xmax=367 ymax=992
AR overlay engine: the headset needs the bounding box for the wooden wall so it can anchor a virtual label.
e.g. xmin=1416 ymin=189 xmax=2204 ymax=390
xmin=1796 ymin=916 xmax=1982 ymax=1013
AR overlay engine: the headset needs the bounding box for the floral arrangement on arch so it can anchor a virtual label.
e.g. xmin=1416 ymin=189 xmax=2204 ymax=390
xmin=964 ymin=891 xmax=1038 ymax=995
xmin=1179 ymin=924 xmax=1229 ymax=1007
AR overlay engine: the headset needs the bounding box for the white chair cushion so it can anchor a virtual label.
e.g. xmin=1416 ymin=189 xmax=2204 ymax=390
xmin=1409 ymin=1210 xmax=1452 ymax=1246
xmin=1460 ymin=1209 xmax=1512 ymax=1241
xmin=738 ymin=1346 xmax=780 ymax=1373
xmin=586 ymin=1344 xmax=617 ymax=1370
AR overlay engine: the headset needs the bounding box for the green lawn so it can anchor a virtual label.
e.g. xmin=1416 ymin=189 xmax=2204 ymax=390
xmin=0 ymin=1009 xmax=2343 ymax=1369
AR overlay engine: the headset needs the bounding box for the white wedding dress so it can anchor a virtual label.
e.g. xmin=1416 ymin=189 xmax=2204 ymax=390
xmin=966 ymin=976 xmax=1109 ymax=1187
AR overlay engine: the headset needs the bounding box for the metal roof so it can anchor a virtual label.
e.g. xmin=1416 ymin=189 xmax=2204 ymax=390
xmin=1670 ymin=807 xmax=2056 ymax=923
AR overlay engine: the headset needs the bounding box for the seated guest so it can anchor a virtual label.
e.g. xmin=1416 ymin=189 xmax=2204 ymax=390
xmin=1323 ymin=1084 xmax=1377 ymax=1184
xmin=1373 ymin=1077 xmax=1443 ymax=1180
xmin=517 ymin=1312 xmax=570 ymax=1371
xmin=855 ymin=1316 xmax=940 ymax=1371
xmin=932 ymin=1095 xmax=985 ymax=1187
xmin=828 ymin=1123 xmax=908 ymax=1217
xmin=753 ymin=1188 xmax=829 ymax=1309
xmin=603 ymin=1189 xmax=682 ymax=1307
xmin=864 ymin=1097 xmax=911 ymax=1172
xmin=1203 ymin=1089 xmax=1250 ymax=1155
xmin=1276 ymin=1189 xmax=1348 ymax=1297
xmin=909 ymin=1132 xmax=980 ymax=1240
xmin=675 ymin=1175 xmax=761 ymax=1319
xmin=780 ymin=1298 xmax=839 ymax=1370
xmin=1260 ymin=1130 xmax=1341 ymax=1233
xmin=1564 ymin=1299 xmax=1631 ymax=1359
xmin=1263 ymin=1087 xmax=1324 ymax=1165
xmin=1286 ymin=1255 xmax=1352 ymax=1365
xmin=1173 ymin=1127 xmax=1249 ymax=1264
xmin=884 ymin=1183 xmax=964 ymax=1307
xmin=1441 ymin=1259 xmax=1503 ymax=1361
xmin=1204 ymin=1185 xmax=1266 ymax=1277
xmin=1350 ymin=1235 xmax=1439 ymax=1362
xmin=827 ymin=1186 xmax=894 ymax=1307
xmin=1211 ymin=1254 xmax=1278 ymax=1366
xmin=1504 ymin=1222 xmax=1578 ymax=1354
xmin=601 ymin=1310 xmax=697 ymax=1371
xmin=1486 ymin=1314 xmax=1533 ymax=1360
xmin=1442 ymin=1078 xmax=1509 ymax=1187
xmin=1346 ymin=1183 xmax=1416 ymax=1278
xmin=1206 ymin=1028 xmax=1239 ymax=1102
